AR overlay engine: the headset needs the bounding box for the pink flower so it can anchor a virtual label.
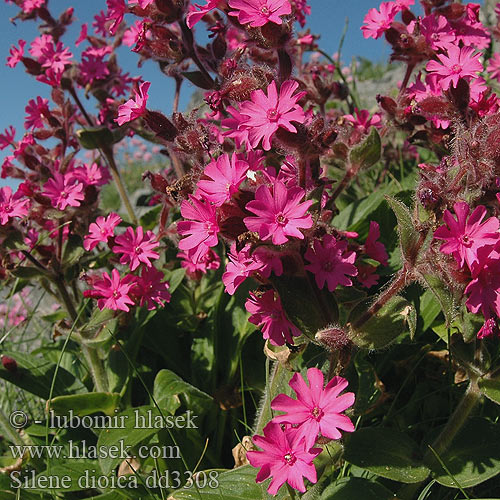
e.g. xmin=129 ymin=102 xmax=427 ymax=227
xmin=344 ymin=108 xmax=381 ymax=133
xmin=113 ymin=226 xmax=160 ymax=271
xmin=465 ymin=252 xmax=500 ymax=321
xmin=0 ymin=126 xmax=15 ymax=150
xmin=76 ymin=23 xmax=88 ymax=46
xmin=220 ymin=106 xmax=251 ymax=149
xmin=43 ymin=171 xmax=85 ymax=210
xmin=123 ymin=20 xmax=149 ymax=47
xmin=186 ymin=0 xmax=220 ymax=28
xmin=476 ymin=318 xmax=498 ymax=340
xmin=79 ymin=51 xmax=110 ymax=85
xmin=426 ymin=46 xmax=483 ymax=91
xmin=22 ymin=0 xmax=44 ymax=13
xmin=247 ymin=422 xmax=321 ymax=495
xmin=196 ymin=153 xmax=249 ymax=206
xmin=25 ymin=97 xmax=49 ymax=129
xmin=434 ymin=202 xmax=499 ymax=270
xmin=106 ymin=0 xmax=126 ymax=35
xmin=245 ymin=289 xmax=301 ymax=346
xmin=419 ymin=15 xmax=456 ymax=51
xmin=115 ymin=81 xmax=150 ymax=126
xmin=222 ymin=244 xmax=263 ymax=295
xmin=0 ymin=186 xmax=29 ymax=225
xmin=133 ymin=266 xmax=171 ymax=310
xmin=84 ymin=213 xmax=122 ymax=251
xmin=361 ymin=2 xmax=398 ymax=40
xmin=6 ymin=40 xmax=26 ymax=68
xmin=487 ymin=53 xmax=500 ymax=82
xmin=40 ymin=41 xmax=73 ymax=73
xmin=177 ymin=195 xmax=220 ymax=256
xmin=304 ymin=235 xmax=357 ymax=292
xmin=272 ymin=368 xmax=355 ymax=447
xmin=356 ymin=264 xmax=380 ymax=288
xmin=29 ymin=35 xmax=52 ymax=59
xmin=87 ymin=269 xmax=135 ymax=312
xmin=178 ymin=246 xmax=220 ymax=279
xmin=364 ymin=221 xmax=388 ymax=265
xmin=244 ymin=180 xmax=313 ymax=245
xmin=71 ymin=162 xmax=111 ymax=187
xmin=238 ymin=80 xmax=306 ymax=151
xmin=128 ymin=0 xmax=155 ymax=7
xmin=228 ymin=0 xmax=292 ymax=28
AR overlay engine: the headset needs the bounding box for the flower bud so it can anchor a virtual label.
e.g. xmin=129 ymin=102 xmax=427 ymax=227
xmin=315 ymin=326 xmax=351 ymax=351
xmin=144 ymin=110 xmax=178 ymax=141
xmin=1 ymin=355 xmax=18 ymax=373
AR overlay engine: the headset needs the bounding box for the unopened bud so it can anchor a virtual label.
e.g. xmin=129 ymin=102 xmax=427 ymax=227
xmin=1 ymin=355 xmax=18 ymax=373
xmin=144 ymin=110 xmax=178 ymax=141
xmin=316 ymin=326 xmax=350 ymax=351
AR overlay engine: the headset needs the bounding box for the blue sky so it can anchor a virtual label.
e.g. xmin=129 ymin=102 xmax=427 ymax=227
xmin=0 ymin=0 xmax=398 ymax=187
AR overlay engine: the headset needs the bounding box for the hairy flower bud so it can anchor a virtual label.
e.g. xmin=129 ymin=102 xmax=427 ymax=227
xmin=144 ymin=110 xmax=178 ymax=141
xmin=1 ymin=355 xmax=18 ymax=373
xmin=315 ymin=326 xmax=351 ymax=351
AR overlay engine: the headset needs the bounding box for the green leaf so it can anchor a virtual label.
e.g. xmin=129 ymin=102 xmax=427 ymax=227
xmin=97 ymin=405 xmax=162 ymax=475
xmin=168 ymin=466 xmax=263 ymax=500
xmin=385 ymin=196 xmax=420 ymax=264
xmin=343 ymin=427 xmax=430 ymax=483
xmin=320 ymin=477 xmax=394 ymax=500
xmin=10 ymin=266 xmax=48 ymax=279
xmin=0 ymin=350 xmax=86 ymax=399
xmin=139 ymin=205 xmax=162 ymax=230
xmin=76 ymin=127 xmax=115 ymax=150
xmin=181 ymin=70 xmax=214 ymax=90
xmin=153 ymin=369 xmax=213 ymax=416
xmin=428 ymin=417 xmax=500 ymax=488
xmin=165 ymin=268 xmax=186 ymax=295
xmin=41 ymin=309 xmax=67 ymax=323
xmin=353 ymin=355 xmax=383 ymax=415
xmin=349 ymin=127 xmax=381 ymax=170
xmin=62 ymin=234 xmax=85 ymax=268
xmin=420 ymin=289 xmax=442 ymax=332
xmin=333 ymin=188 xmax=387 ymax=231
xmin=479 ymin=377 xmax=500 ymax=405
xmin=348 ymin=296 xmax=414 ymax=349
xmin=421 ymin=273 xmax=456 ymax=328
xmin=270 ymin=275 xmax=332 ymax=338
xmin=48 ymin=392 xmax=121 ymax=417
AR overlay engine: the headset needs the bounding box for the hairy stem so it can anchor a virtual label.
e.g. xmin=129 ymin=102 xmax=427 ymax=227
xmin=352 ymin=267 xmax=410 ymax=330
xmin=103 ymin=147 xmax=138 ymax=225
xmin=81 ymin=344 xmax=109 ymax=393
xmin=424 ymin=377 xmax=480 ymax=462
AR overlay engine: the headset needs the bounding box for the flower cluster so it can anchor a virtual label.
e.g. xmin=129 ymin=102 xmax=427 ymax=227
xmin=248 ymin=368 xmax=354 ymax=494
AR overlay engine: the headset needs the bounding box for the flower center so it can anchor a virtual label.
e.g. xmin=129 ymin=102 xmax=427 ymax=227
xmin=113 ymin=290 xmax=119 ymax=298
xmin=60 ymin=191 xmax=67 ymax=199
xmin=283 ymin=451 xmax=296 ymax=465
xmin=311 ymin=406 xmax=324 ymax=421
xmin=267 ymin=108 xmax=279 ymax=121
xmin=260 ymin=5 xmax=269 ymax=15
xmin=322 ymin=261 xmax=333 ymax=272
xmin=205 ymin=221 xmax=217 ymax=234
xmin=460 ymin=234 xmax=472 ymax=247
xmin=275 ymin=213 xmax=288 ymax=226
xmin=451 ymin=64 xmax=462 ymax=74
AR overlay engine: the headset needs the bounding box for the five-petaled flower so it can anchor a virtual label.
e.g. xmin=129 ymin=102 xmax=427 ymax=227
xmin=247 ymin=422 xmax=321 ymax=495
xmin=228 ymin=0 xmax=292 ymax=28
xmin=113 ymin=226 xmax=160 ymax=271
xmin=238 ymin=80 xmax=306 ymax=151
xmin=244 ymin=180 xmax=313 ymax=245
xmin=116 ymin=81 xmax=151 ymax=126
xmin=271 ymin=368 xmax=355 ymax=448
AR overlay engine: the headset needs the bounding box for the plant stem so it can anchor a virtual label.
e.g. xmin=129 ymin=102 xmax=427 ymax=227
xmin=81 ymin=344 xmax=109 ymax=393
xmin=424 ymin=377 xmax=480 ymax=462
xmin=352 ymin=267 xmax=410 ymax=330
xmin=53 ymin=277 xmax=78 ymax=322
xmin=103 ymin=146 xmax=138 ymax=225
